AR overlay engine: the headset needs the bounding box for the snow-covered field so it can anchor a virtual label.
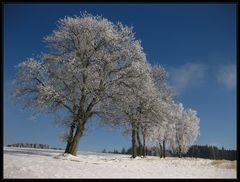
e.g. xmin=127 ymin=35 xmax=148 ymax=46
xmin=4 ymin=147 xmax=236 ymax=179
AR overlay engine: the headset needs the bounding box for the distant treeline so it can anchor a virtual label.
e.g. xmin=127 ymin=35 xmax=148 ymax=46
xmin=6 ymin=143 xmax=63 ymax=150
xmin=103 ymin=145 xmax=236 ymax=161
xmin=183 ymin=145 xmax=236 ymax=161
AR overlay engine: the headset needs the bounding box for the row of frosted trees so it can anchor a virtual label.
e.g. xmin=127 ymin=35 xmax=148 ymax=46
xmin=12 ymin=12 xmax=199 ymax=158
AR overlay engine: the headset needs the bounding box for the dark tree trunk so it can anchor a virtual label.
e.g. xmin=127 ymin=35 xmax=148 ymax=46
xmin=142 ymin=132 xmax=146 ymax=157
xmin=65 ymin=123 xmax=75 ymax=153
xmin=192 ymin=145 xmax=194 ymax=158
xmin=136 ymin=125 xmax=142 ymax=157
xmin=178 ymin=145 xmax=182 ymax=158
xmin=163 ymin=140 xmax=166 ymax=158
xmin=131 ymin=123 xmax=137 ymax=158
xmin=159 ymin=142 xmax=163 ymax=158
xmin=67 ymin=122 xmax=85 ymax=156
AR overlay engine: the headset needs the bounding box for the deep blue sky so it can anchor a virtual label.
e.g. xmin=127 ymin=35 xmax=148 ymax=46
xmin=3 ymin=4 xmax=237 ymax=151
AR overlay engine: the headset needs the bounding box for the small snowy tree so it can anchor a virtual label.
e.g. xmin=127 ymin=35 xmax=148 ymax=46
xmin=180 ymin=108 xmax=200 ymax=154
xmin=12 ymin=12 xmax=149 ymax=156
xmin=170 ymin=103 xmax=200 ymax=157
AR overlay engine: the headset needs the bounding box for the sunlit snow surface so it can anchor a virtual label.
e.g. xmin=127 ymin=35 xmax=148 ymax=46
xmin=4 ymin=147 xmax=236 ymax=179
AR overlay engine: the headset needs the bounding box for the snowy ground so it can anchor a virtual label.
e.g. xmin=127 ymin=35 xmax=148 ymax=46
xmin=4 ymin=147 xmax=236 ymax=179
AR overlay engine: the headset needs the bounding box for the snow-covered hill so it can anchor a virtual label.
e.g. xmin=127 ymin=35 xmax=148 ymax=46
xmin=3 ymin=147 xmax=236 ymax=179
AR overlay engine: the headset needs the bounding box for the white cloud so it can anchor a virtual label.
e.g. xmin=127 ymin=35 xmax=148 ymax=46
xmin=168 ymin=63 xmax=208 ymax=94
xmin=216 ymin=64 xmax=236 ymax=89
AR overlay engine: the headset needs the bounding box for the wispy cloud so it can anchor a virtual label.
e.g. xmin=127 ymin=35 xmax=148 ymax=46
xmin=216 ymin=64 xmax=236 ymax=89
xmin=168 ymin=63 xmax=208 ymax=94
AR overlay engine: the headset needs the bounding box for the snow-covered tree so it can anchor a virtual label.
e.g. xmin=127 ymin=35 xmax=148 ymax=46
xmin=168 ymin=103 xmax=200 ymax=157
xmin=99 ymin=60 xmax=154 ymax=158
xmin=12 ymin=12 xmax=149 ymax=156
xmin=145 ymin=99 xmax=174 ymax=158
xmin=143 ymin=64 xmax=174 ymax=157
xmin=176 ymin=108 xmax=200 ymax=156
xmin=107 ymin=63 xmax=174 ymax=158
xmin=133 ymin=76 xmax=160 ymax=157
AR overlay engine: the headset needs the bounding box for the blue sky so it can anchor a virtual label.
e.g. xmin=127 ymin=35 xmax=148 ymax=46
xmin=3 ymin=3 xmax=237 ymax=151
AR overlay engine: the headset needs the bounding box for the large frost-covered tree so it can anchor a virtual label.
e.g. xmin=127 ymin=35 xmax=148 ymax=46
xmin=12 ymin=12 xmax=149 ymax=156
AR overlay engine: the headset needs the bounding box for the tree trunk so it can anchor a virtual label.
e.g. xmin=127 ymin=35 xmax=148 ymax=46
xmin=67 ymin=123 xmax=85 ymax=156
xmin=142 ymin=132 xmax=146 ymax=157
xmin=178 ymin=145 xmax=182 ymax=158
xmin=131 ymin=123 xmax=137 ymax=158
xmin=192 ymin=145 xmax=194 ymax=158
xmin=163 ymin=140 xmax=166 ymax=158
xmin=136 ymin=125 xmax=142 ymax=157
xmin=159 ymin=142 xmax=163 ymax=158
xmin=65 ymin=123 xmax=75 ymax=153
